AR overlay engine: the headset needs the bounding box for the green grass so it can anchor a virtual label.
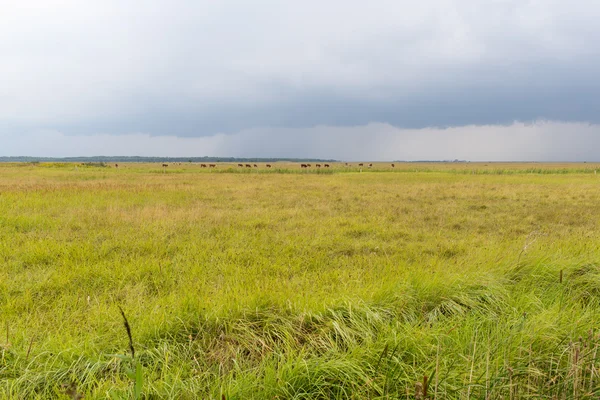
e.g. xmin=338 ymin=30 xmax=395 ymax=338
xmin=1 ymin=162 xmax=600 ymax=398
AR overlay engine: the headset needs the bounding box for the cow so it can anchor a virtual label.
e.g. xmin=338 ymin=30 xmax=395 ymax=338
xmin=266 ymin=164 xmax=272 ymax=168
xmin=245 ymin=164 xmax=252 ymax=168
xmin=238 ymin=164 xmax=243 ymax=167
xmin=324 ymin=164 xmax=330 ymax=168
xmin=306 ymin=164 xmax=312 ymax=167
xmin=391 ymin=163 xmax=395 ymax=168
xmin=115 ymin=163 xmax=119 ymax=168
xmin=201 ymin=164 xmax=207 ymax=168
xmin=358 ymin=163 xmax=364 ymax=167
xmin=253 ymin=164 xmax=258 ymax=168
xmin=368 ymin=163 xmax=373 ymax=168
xmin=209 ymin=164 xmax=216 ymax=168
xmin=162 ymin=164 xmax=168 ymax=167
xmin=301 ymin=164 xmax=308 ymax=168
xmin=315 ymin=164 xmax=321 ymax=168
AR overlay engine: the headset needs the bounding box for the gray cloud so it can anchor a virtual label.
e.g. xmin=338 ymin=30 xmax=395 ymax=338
xmin=0 ymin=0 xmax=600 ymax=136
xmin=2 ymin=121 xmax=599 ymax=161
xmin=1 ymin=0 xmax=599 ymax=156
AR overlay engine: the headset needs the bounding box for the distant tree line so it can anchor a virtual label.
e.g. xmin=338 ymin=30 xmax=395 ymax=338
xmin=0 ymin=156 xmax=339 ymax=163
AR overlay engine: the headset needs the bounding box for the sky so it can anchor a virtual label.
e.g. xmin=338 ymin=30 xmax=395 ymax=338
xmin=1 ymin=0 xmax=599 ymax=160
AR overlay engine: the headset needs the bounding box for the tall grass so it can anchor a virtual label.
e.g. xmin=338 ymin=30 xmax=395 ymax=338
xmin=1 ymin=163 xmax=600 ymax=398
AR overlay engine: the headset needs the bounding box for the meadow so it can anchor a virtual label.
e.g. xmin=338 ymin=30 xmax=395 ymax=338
xmin=1 ymin=161 xmax=600 ymax=399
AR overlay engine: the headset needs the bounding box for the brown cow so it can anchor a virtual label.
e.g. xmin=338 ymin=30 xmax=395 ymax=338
xmin=358 ymin=163 xmax=364 ymax=167
xmin=253 ymin=164 xmax=258 ymax=168
xmin=315 ymin=164 xmax=321 ymax=168
xmin=266 ymin=164 xmax=272 ymax=168
xmin=209 ymin=164 xmax=216 ymax=168
xmin=201 ymin=164 xmax=207 ymax=168
xmin=301 ymin=164 xmax=308 ymax=168
xmin=391 ymin=163 xmax=395 ymax=168
xmin=306 ymin=164 xmax=311 ymax=167
xmin=162 ymin=163 xmax=168 ymax=167
xmin=115 ymin=163 xmax=119 ymax=168
xmin=324 ymin=164 xmax=330 ymax=168
xmin=238 ymin=164 xmax=243 ymax=167
xmin=368 ymin=163 xmax=373 ymax=168
xmin=245 ymin=164 xmax=252 ymax=168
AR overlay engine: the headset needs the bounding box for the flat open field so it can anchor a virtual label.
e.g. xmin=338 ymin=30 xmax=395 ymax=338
xmin=2 ymin=162 xmax=600 ymax=398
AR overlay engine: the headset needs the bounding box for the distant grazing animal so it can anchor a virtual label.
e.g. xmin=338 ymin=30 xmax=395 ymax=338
xmin=368 ymin=163 xmax=373 ymax=168
xmin=245 ymin=164 xmax=252 ymax=168
xmin=162 ymin=164 xmax=168 ymax=167
xmin=358 ymin=163 xmax=364 ymax=167
xmin=115 ymin=163 xmax=119 ymax=168
xmin=209 ymin=164 xmax=216 ymax=168
xmin=324 ymin=164 xmax=330 ymax=168
xmin=391 ymin=163 xmax=395 ymax=168
xmin=253 ymin=164 xmax=258 ymax=168
xmin=238 ymin=164 xmax=243 ymax=167
xmin=266 ymin=164 xmax=272 ymax=168
xmin=315 ymin=164 xmax=321 ymax=168
xmin=345 ymin=163 xmax=348 ymax=166
xmin=301 ymin=164 xmax=308 ymax=168
xmin=201 ymin=164 xmax=207 ymax=168
xmin=306 ymin=164 xmax=312 ymax=167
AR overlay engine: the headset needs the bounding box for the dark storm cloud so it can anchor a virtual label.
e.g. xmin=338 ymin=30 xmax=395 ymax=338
xmin=1 ymin=0 xmax=600 ymax=158
xmin=49 ymin=75 xmax=600 ymax=137
xmin=5 ymin=122 xmax=600 ymax=161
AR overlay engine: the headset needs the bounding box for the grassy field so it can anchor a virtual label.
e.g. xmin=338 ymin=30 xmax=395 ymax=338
xmin=2 ymin=162 xmax=600 ymax=398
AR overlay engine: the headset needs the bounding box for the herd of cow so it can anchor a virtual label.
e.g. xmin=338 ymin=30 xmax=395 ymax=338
xmin=237 ymin=163 xmax=268 ymax=168
xmin=300 ymin=163 xmax=330 ymax=168
xmin=114 ymin=163 xmax=398 ymax=168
